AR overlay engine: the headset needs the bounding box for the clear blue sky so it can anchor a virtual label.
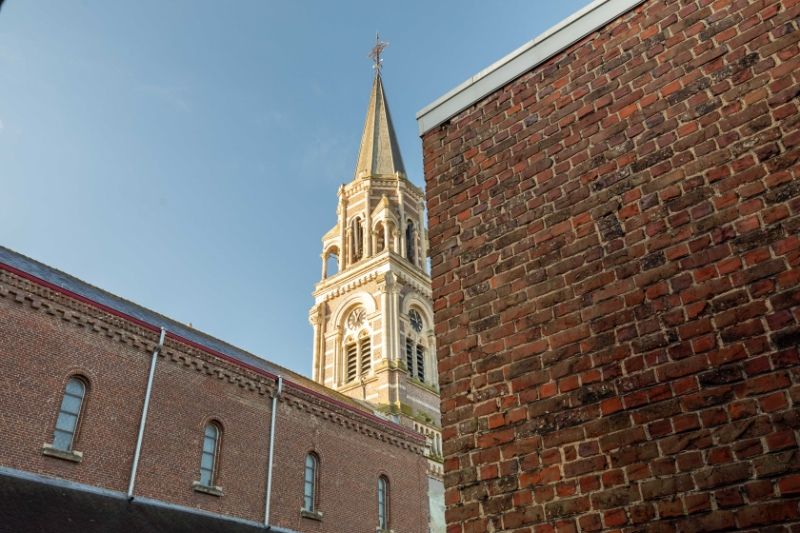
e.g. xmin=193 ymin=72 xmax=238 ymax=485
xmin=1 ymin=0 xmax=589 ymax=376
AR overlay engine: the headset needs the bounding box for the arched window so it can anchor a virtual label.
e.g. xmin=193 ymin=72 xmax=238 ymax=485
xmin=378 ymin=476 xmax=389 ymax=530
xmin=343 ymin=307 xmax=372 ymax=383
xmin=405 ymin=309 xmax=428 ymax=383
xmin=352 ymin=217 xmax=364 ymax=262
xmin=405 ymin=221 xmax=415 ymax=263
xmin=375 ymin=222 xmax=386 ymax=253
xmin=52 ymin=377 xmax=87 ymax=451
xmin=199 ymin=422 xmax=221 ymax=487
xmin=304 ymin=453 xmax=319 ymax=512
xmin=324 ymin=247 xmax=339 ymax=279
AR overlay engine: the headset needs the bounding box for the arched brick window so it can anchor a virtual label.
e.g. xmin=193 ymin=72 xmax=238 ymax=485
xmin=378 ymin=475 xmax=390 ymax=530
xmin=52 ymin=376 xmax=87 ymax=452
xmin=303 ymin=452 xmax=319 ymax=512
xmin=199 ymin=422 xmax=221 ymax=487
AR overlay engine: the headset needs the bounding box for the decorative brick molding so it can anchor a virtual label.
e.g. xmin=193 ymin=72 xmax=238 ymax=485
xmin=0 ymin=268 xmax=424 ymax=452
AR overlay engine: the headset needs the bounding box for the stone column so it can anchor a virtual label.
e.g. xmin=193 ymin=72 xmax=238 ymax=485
xmin=390 ymin=277 xmax=402 ymax=363
xmin=309 ymin=307 xmax=321 ymax=382
xmin=427 ymin=331 xmax=437 ymax=386
xmin=339 ymin=186 xmax=348 ymax=268
xmin=379 ymin=279 xmax=390 ymax=361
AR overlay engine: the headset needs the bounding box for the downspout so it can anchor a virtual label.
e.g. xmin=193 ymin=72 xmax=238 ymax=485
xmin=127 ymin=327 xmax=166 ymax=499
xmin=264 ymin=375 xmax=284 ymax=526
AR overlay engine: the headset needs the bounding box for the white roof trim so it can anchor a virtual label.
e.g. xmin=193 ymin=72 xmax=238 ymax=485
xmin=416 ymin=0 xmax=646 ymax=135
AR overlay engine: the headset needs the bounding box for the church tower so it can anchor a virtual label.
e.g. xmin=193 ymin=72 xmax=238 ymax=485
xmin=309 ymin=57 xmax=442 ymax=468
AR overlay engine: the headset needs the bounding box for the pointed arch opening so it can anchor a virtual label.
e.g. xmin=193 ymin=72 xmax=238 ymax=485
xmin=375 ymin=222 xmax=386 ymax=253
xmin=405 ymin=221 xmax=416 ymax=264
xmin=351 ymin=217 xmax=364 ymax=262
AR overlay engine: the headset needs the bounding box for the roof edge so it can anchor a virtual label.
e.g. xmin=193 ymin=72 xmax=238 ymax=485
xmin=0 ymin=259 xmax=425 ymax=446
xmin=0 ymin=465 xmax=296 ymax=532
xmin=416 ymin=0 xmax=646 ymax=135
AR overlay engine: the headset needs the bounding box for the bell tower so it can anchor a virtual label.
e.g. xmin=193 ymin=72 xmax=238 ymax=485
xmin=309 ymin=53 xmax=441 ymax=461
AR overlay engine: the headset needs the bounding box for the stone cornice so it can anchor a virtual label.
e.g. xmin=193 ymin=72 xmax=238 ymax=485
xmin=313 ymin=254 xmax=431 ymax=303
xmin=343 ymin=176 xmax=425 ymax=204
xmin=0 ymin=267 xmax=424 ymax=452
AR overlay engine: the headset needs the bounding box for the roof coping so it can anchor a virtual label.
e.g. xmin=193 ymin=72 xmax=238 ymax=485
xmin=416 ymin=0 xmax=646 ymax=135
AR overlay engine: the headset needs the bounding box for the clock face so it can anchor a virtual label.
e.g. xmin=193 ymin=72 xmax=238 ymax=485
xmin=347 ymin=308 xmax=366 ymax=330
xmin=409 ymin=309 xmax=423 ymax=333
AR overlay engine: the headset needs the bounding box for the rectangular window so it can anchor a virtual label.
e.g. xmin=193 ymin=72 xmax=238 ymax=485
xmin=346 ymin=342 xmax=358 ymax=382
xmin=405 ymin=338 xmax=414 ymax=375
xmin=416 ymin=344 xmax=425 ymax=382
xmin=360 ymin=337 xmax=371 ymax=375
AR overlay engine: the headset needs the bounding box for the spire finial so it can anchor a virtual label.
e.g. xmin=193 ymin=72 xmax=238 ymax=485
xmin=369 ymin=32 xmax=388 ymax=72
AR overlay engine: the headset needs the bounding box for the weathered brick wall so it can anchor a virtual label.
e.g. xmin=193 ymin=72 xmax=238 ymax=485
xmin=0 ymin=268 xmax=428 ymax=533
xmin=423 ymin=0 xmax=800 ymax=530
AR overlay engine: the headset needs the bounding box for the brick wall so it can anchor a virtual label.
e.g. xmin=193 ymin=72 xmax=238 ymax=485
xmin=423 ymin=0 xmax=800 ymax=530
xmin=0 ymin=267 xmax=428 ymax=533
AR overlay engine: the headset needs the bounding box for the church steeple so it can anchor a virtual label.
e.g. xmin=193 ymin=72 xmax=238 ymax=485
xmin=310 ymin=41 xmax=443 ymax=517
xmin=353 ymin=69 xmax=406 ymax=179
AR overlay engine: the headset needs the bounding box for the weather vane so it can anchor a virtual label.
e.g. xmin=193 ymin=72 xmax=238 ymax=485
xmin=369 ymin=33 xmax=388 ymax=72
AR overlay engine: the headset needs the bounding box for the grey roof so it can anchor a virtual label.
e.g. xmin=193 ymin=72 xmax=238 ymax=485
xmin=0 ymin=245 xmax=394 ymax=423
xmin=0 ymin=466 xmax=299 ymax=533
xmin=0 ymin=245 xmax=285 ymax=376
xmin=354 ymin=72 xmax=406 ymax=179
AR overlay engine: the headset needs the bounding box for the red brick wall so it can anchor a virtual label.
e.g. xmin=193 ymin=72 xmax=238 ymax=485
xmin=0 ymin=269 xmax=428 ymax=533
xmin=423 ymin=0 xmax=800 ymax=530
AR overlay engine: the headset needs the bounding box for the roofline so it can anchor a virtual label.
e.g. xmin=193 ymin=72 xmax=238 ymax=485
xmin=415 ymin=0 xmax=646 ymax=135
xmin=0 ymin=465 xmax=297 ymax=532
xmin=0 ymin=260 xmax=424 ymax=444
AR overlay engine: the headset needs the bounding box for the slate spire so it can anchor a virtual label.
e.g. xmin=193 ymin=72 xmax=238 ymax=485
xmin=354 ymin=71 xmax=406 ymax=179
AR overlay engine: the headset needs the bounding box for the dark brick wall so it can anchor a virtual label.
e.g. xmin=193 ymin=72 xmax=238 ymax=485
xmin=423 ymin=0 xmax=800 ymax=530
xmin=0 ymin=269 xmax=428 ymax=533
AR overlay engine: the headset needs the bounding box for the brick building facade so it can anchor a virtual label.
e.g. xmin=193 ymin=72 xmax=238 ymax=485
xmin=0 ymin=246 xmax=429 ymax=532
xmin=419 ymin=0 xmax=800 ymax=530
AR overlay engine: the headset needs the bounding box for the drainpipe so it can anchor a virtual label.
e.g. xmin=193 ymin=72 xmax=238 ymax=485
xmin=127 ymin=327 xmax=166 ymax=499
xmin=264 ymin=375 xmax=284 ymax=526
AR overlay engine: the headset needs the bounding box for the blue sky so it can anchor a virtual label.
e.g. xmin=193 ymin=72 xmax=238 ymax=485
xmin=1 ymin=0 xmax=589 ymax=376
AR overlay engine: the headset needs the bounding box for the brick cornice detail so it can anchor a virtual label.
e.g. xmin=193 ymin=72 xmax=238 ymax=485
xmin=0 ymin=268 xmax=424 ymax=452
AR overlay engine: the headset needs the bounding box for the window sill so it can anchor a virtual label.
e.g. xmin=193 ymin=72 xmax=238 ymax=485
xmin=192 ymin=481 xmax=223 ymax=497
xmin=300 ymin=509 xmax=323 ymax=521
xmin=42 ymin=443 xmax=83 ymax=463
